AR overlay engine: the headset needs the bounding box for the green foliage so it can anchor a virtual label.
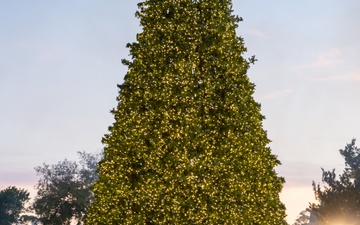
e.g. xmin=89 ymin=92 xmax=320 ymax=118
xmin=33 ymin=151 xmax=101 ymax=225
xmin=86 ymin=0 xmax=286 ymax=224
xmin=311 ymin=139 xmax=360 ymax=224
xmin=0 ymin=186 xmax=30 ymax=225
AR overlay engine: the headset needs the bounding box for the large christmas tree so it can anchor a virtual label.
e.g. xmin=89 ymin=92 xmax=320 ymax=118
xmin=86 ymin=1 xmax=286 ymax=224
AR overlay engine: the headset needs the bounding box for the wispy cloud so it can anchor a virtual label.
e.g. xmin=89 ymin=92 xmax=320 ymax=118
xmin=311 ymin=72 xmax=360 ymax=82
xmin=259 ymin=89 xmax=292 ymax=100
xmin=245 ymin=29 xmax=267 ymax=39
xmin=304 ymin=48 xmax=344 ymax=69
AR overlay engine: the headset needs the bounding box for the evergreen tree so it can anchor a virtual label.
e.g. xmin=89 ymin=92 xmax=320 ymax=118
xmin=86 ymin=1 xmax=286 ymax=224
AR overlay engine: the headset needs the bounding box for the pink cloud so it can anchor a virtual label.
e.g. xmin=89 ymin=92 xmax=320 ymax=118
xmin=259 ymin=89 xmax=292 ymax=100
xmin=311 ymin=73 xmax=360 ymax=82
xmin=305 ymin=48 xmax=344 ymax=68
xmin=245 ymin=29 xmax=267 ymax=39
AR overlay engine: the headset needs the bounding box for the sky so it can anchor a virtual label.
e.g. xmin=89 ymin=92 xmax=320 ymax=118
xmin=1 ymin=0 xmax=360 ymax=223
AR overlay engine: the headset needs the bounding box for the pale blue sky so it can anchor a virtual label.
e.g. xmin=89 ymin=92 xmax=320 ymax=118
xmin=1 ymin=1 xmax=360 ymax=223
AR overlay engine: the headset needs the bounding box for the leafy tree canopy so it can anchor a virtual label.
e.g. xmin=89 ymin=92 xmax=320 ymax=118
xmin=33 ymin=151 xmax=102 ymax=225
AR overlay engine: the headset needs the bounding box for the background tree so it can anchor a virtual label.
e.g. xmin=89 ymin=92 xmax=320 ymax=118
xmin=292 ymin=208 xmax=318 ymax=225
xmin=86 ymin=0 xmax=286 ymax=224
xmin=311 ymin=139 xmax=360 ymax=224
xmin=33 ymin=151 xmax=101 ymax=225
xmin=0 ymin=186 xmax=30 ymax=225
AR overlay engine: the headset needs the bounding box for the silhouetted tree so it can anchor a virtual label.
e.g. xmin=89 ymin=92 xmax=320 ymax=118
xmin=293 ymin=208 xmax=319 ymax=225
xmin=86 ymin=1 xmax=286 ymax=224
xmin=311 ymin=139 xmax=360 ymax=224
xmin=33 ymin=151 xmax=101 ymax=225
xmin=0 ymin=186 xmax=30 ymax=225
